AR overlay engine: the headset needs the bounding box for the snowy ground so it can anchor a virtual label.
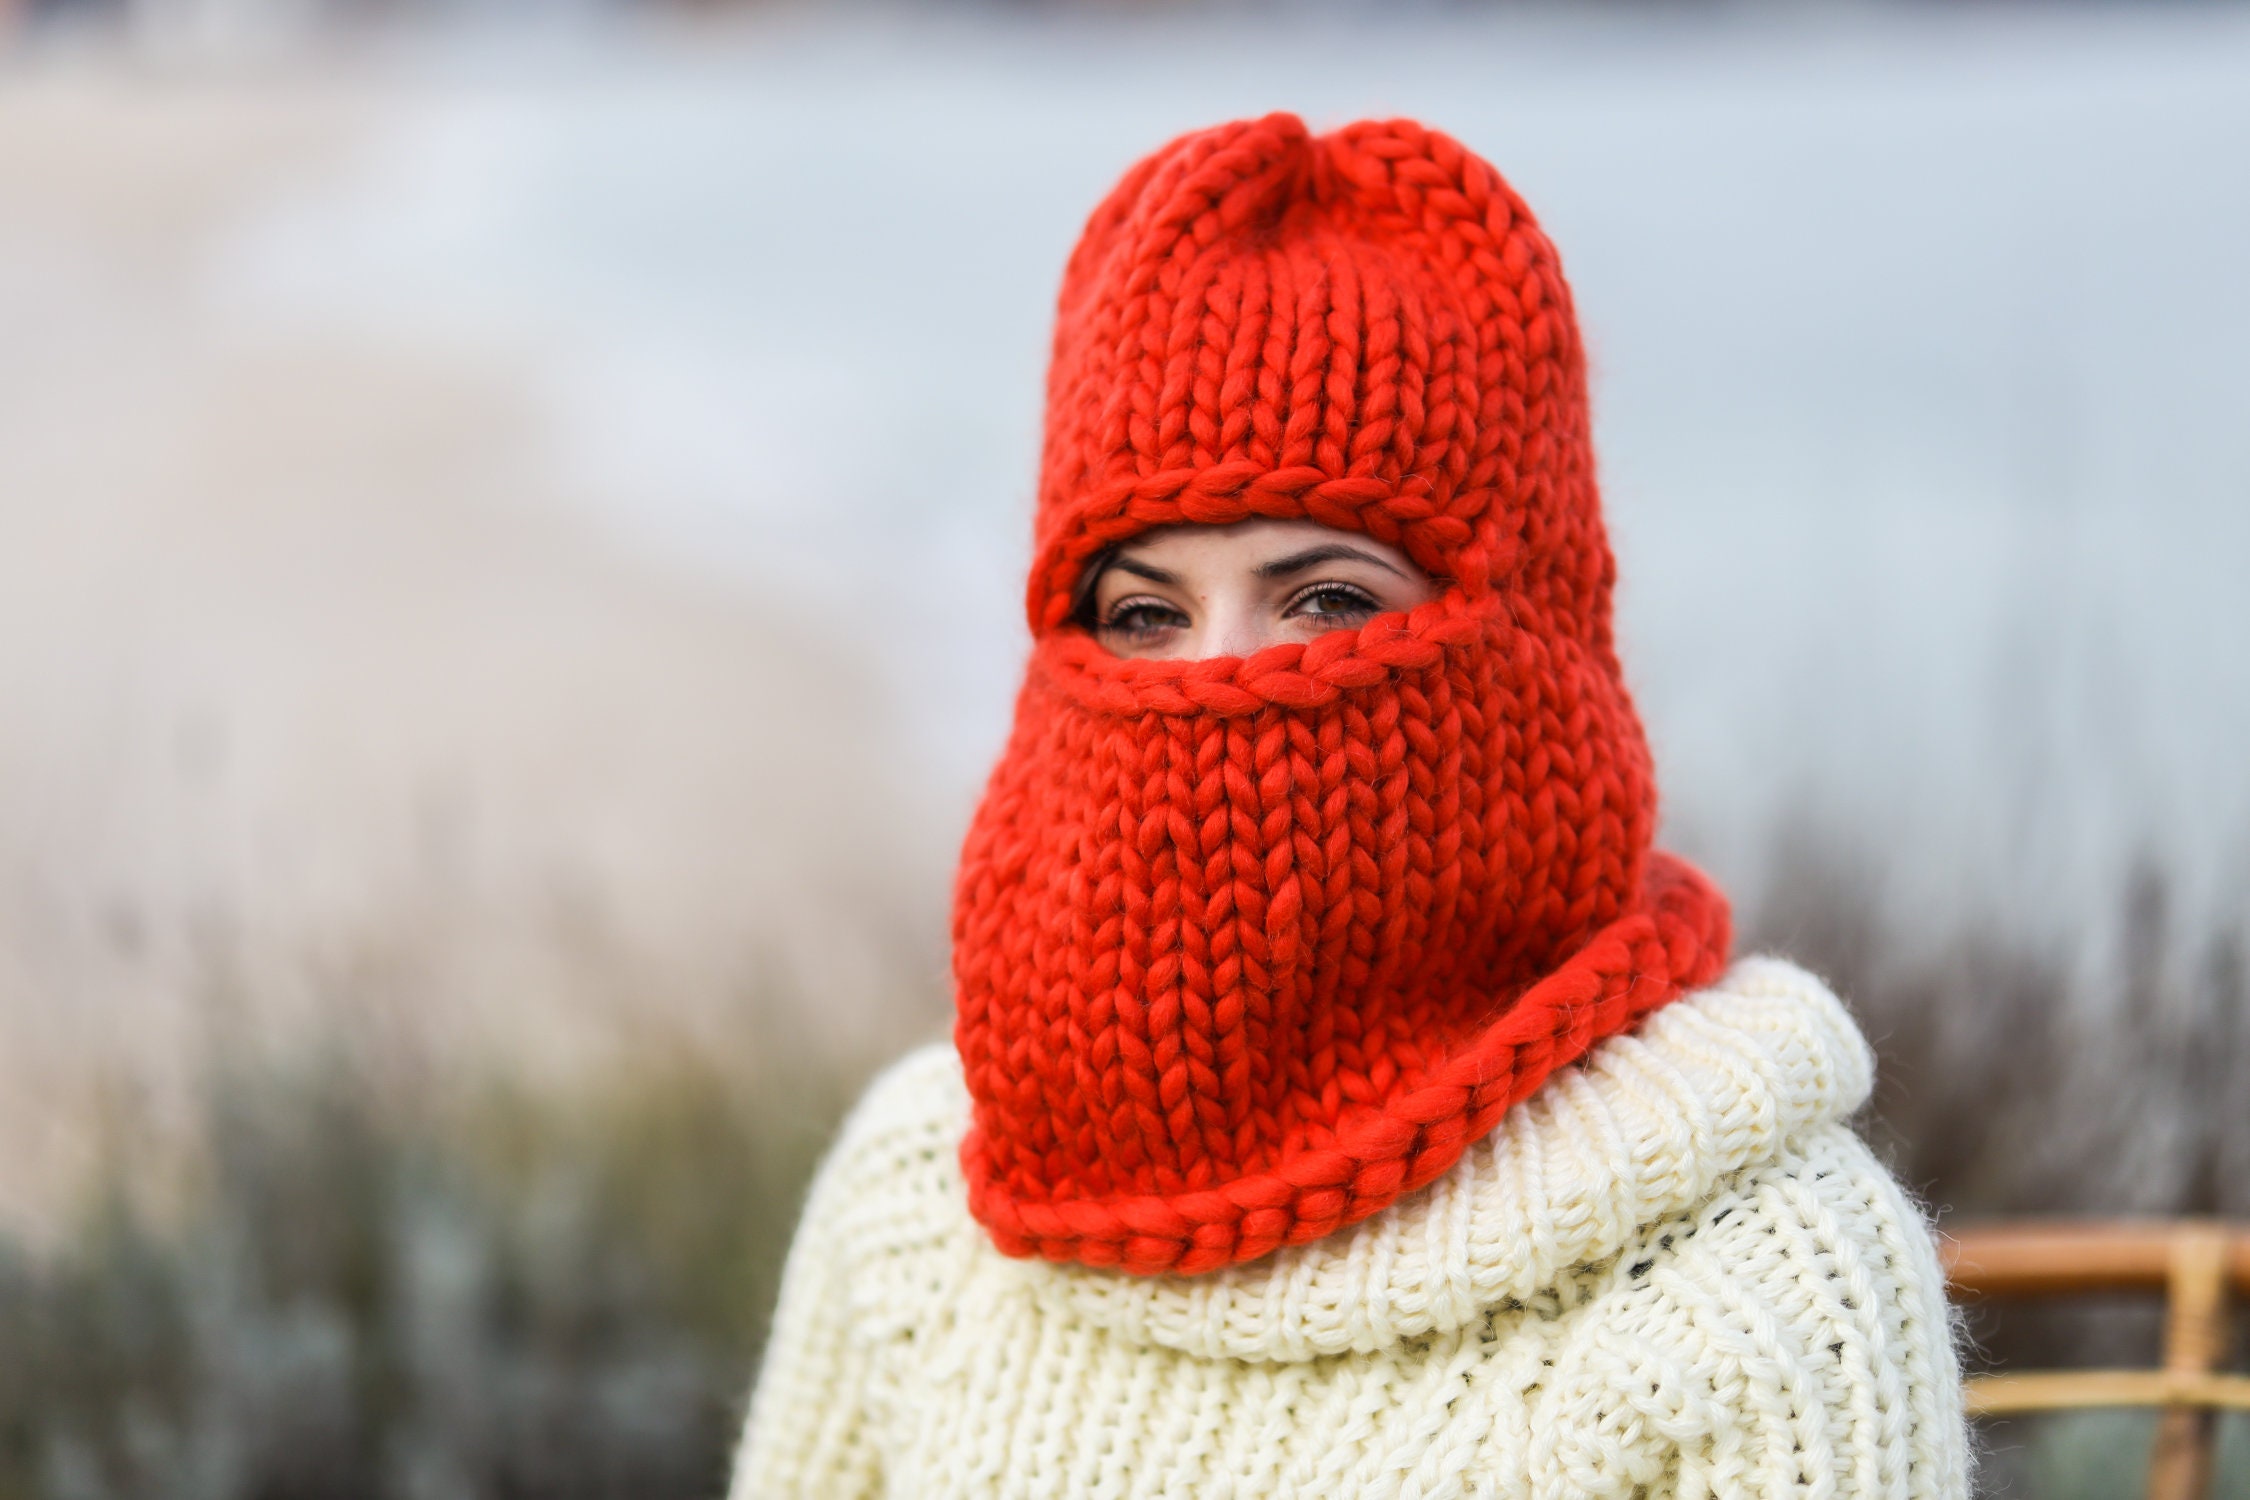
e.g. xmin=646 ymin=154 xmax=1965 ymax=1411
xmin=4 ymin=5 xmax=2248 ymax=1224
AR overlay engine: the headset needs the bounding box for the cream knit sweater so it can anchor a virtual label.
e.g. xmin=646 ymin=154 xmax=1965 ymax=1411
xmin=730 ymin=958 xmax=1970 ymax=1499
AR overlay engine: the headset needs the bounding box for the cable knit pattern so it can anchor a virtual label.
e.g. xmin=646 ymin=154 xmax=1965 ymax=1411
xmin=731 ymin=958 xmax=1970 ymax=1499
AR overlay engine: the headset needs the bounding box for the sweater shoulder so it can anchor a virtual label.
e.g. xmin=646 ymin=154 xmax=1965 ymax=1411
xmin=1679 ymin=1121 xmax=1952 ymax=1321
xmin=1618 ymin=1122 xmax=1971 ymax=1498
xmin=812 ymin=1040 xmax=969 ymax=1226
xmin=794 ymin=1042 xmax=975 ymax=1315
xmin=832 ymin=1041 xmax=968 ymax=1162
xmin=1021 ymin=954 xmax=1880 ymax=1362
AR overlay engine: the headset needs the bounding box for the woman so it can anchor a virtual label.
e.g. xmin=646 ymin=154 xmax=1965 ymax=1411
xmin=731 ymin=114 xmax=1969 ymax=1498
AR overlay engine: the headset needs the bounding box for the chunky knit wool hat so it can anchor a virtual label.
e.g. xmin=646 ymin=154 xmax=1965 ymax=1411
xmin=953 ymin=113 xmax=1731 ymax=1276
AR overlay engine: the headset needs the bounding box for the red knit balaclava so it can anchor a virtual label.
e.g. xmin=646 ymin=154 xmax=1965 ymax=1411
xmin=954 ymin=114 xmax=1731 ymax=1277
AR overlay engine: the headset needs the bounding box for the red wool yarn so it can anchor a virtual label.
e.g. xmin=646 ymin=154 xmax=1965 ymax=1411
xmin=953 ymin=113 xmax=1732 ymax=1277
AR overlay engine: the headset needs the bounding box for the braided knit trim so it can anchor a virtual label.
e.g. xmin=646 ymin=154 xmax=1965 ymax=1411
xmin=961 ymin=851 xmax=1730 ymax=1276
xmin=1037 ymin=592 xmax=1490 ymax=718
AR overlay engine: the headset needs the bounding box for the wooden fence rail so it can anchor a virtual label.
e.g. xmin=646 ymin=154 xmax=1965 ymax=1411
xmin=1940 ymin=1220 xmax=2246 ymax=1500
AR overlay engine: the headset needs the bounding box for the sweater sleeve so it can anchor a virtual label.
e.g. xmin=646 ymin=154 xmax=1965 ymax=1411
xmin=726 ymin=1114 xmax=885 ymax=1499
xmin=1588 ymin=1124 xmax=1972 ymax=1500
xmin=727 ymin=1043 xmax=964 ymax=1500
xmin=1683 ymin=1124 xmax=1962 ymax=1500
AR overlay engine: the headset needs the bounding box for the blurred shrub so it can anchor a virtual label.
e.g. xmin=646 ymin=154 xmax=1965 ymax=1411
xmin=1752 ymin=840 xmax=2248 ymax=1228
xmin=0 ymin=1038 xmax=852 ymax=1500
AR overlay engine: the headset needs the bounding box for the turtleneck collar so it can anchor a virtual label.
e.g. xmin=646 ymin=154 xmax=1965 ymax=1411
xmin=991 ymin=957 xmax=1872 ymax=1363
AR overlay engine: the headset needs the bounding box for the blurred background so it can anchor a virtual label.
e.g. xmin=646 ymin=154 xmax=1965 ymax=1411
xmin=2 ymin=2 xmax=2245 ymax=1497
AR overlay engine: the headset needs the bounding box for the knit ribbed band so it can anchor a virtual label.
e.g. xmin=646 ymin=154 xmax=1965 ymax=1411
xmin=953 ymin=114 xmax=1732 ymax=1276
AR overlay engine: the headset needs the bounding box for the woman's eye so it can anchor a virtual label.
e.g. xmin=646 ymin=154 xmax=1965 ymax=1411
xmin=1285 ymin=583 xmax=1381 ymax=623
xmin=1100 ymin=600 xmax=1190 ymax=639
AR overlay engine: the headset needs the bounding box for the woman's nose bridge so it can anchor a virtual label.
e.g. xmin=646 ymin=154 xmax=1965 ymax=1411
xmin=1199 ymin=588 xmax=1268 ymax=658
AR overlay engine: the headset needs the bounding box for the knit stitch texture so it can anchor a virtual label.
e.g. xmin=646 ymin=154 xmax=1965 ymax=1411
xmin=956 ymin=111 xmax=1731 ymax=1276
xmin=733 ymin=958 xmax=1971 ymax=1499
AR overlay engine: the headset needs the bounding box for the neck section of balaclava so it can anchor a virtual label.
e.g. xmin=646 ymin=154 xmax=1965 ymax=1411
xmin=953 ymin=114 xmax=1732 ymax=1277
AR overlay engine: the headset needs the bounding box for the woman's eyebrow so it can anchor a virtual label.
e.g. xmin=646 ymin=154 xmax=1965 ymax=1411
xmin=1109 ymin=556 xmax=1179 ymax=585
xmin=1256 ymin=544 xmax=1405 ymax=580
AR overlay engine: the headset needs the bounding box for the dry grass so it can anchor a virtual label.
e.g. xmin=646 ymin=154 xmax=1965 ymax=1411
xmin=1 ymin=987 xmax=871 ymax=1500
xmin=1753 ymin=840 xmax=2250 ymax=1227
xmin=0 ymin=850 xmax=2240 ymax=1500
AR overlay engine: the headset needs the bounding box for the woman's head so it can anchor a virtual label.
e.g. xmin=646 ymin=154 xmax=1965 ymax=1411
xmin=955 ymin=114 xmax=1729 ymax=1277
xmin=1077 ymin=518 xmax=1438 ymax=660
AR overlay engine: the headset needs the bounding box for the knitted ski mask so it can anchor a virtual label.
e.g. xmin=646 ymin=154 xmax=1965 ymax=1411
xmin=954 ymin=114 xmax=1732 ymax=1276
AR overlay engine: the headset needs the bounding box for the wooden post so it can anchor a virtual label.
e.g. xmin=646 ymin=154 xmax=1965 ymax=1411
xmin=2145 ymin=1223 xmax=2232 ymax=1500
